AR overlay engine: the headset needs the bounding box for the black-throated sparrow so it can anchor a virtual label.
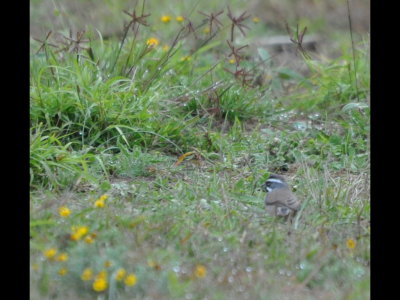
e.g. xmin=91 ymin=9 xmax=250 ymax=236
xmin=263 ymin=174 xmax=300 ymax=217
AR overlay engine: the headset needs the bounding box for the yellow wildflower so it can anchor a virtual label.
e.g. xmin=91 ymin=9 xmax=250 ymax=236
xmin=58 ymin=206 xmax=71 ymax=217
xmin=124 ymin=273 xmax=137 ymax=287
xmin=346 ymin=238 xmax=356 ymax=250
xmin=252 ymin=17 xmax=260 ymax=23
xmin=229 ymin=58 xmax=236 ymax=64
xmin=115 ymin=268 xmax=127 ymax=281
xmin=98 ymin=194 xmax=109 ymax=202
xmin=43 ymin=248 xmax=57 ymax=260
xmin=162 ymin=45 xmax=170 ymax=52
xmin=74 ymin=225 xmax=89 ymax=235
xmin=146 ymin=38 xmax=160 ymax=47
xmin=94 ymin=199 xmax=105 ymax=208
xmin=70 ymin=225 xmax=89 ymax=241
xmin=93 ymin=278 xmax=108 ymax=292
xmin=58 ymin=268 xmax=68 ymax=276
xmin=176 ymin=16 xmax=185 ymax=23
xmin=70 ymin=233 xmax=79 ymax=240
xmin=81 ymin=268 xmax=93 ymax=281
xmin=161 ymin=15 xmax=171 ymax=23
xmin=194 ymin=264 xmax=207 ymax=279
xmin=56 ymin=253 xmax=69 ymax=262
xmin=203 ymin=27 xmax=210 ymax=34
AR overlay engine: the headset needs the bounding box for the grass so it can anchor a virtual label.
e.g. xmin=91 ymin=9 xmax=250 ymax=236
xmin=30 ymin=0 xmax=370 ymax=299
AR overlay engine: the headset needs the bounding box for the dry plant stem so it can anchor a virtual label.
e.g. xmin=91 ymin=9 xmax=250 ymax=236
xmin=123 ymin=2 xmax=150 ymax=75
xmin=33 ymin=31 xmax=57 ymax=79
xmin=226 ymin=40 xmax=248 ymax=64
xmin=34 ymin=31 xmax=57 ymax=54
xmin=123 ymin=25 xmax=140 ymax=75
xmin=179 ymin=0 xmax=205 ymax=39
xmin=109 ymin=24 xmax=130 ymax=75
xmin=227 ymin=6 xmax=250 ymax=42
xmin=285 ymin=21 xmax=311 ymax=59
xmin=181 ymin=19 xmax=208 ymax=40
xmin=111 ymin=1 xmax=150 ymax=75
xmin=198 ymin=10 xmax=224 ymax=34
xmin=192 ymin=60 xmax=222 ymax=85
xmin=142 ymin=27 xmax=186 ymax=93
xmin=193 ymin=28 xmax=220 ymax=53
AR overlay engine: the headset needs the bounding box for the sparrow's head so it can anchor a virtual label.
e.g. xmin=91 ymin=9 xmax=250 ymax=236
xmin=263 ymin=174 xmax=289 ymax=192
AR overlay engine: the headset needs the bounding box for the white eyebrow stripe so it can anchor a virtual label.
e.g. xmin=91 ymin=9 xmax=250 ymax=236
xmin=267 ymin=178 xmax=283 ymax=184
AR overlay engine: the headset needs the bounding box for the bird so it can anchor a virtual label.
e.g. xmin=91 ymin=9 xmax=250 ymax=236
xmin=263 ymin=174 xmax=301 ymax=218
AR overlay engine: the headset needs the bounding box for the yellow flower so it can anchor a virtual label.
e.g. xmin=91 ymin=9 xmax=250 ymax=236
xmin=94 ymin=194 xmax=108 ymax=208
xmin=43 ymin=248 xmax=57 ymax=260
xmin=252 ymin=17 xmax=260 ymax=23
xmin=104 ymin=261 xmax=112 ymax=268
xmin=81 ymin=268 xmax=93 ymax=281
xmin=194 ymin=264 xmax=207 ymax=279
xmin=56 ymin=253 xmax=69 ymax=262
xmin=146 ymin=38 xmax=160 ymax=47
xmin=176 ymin=16 xmax=185 ymax=23
xmin=229 ymin=58 xmax=236 ymax=64
xmin=124 ymin=273 xmax=137 ymax=287
xmin=58 ymin=206 xmax=71 ymax=217
xmin=73 ymin=225 xmax=89 ymax=235
xmin=162 ymin=45 xmax=170 ymax=52
xmin=115 ymin=268 xmax=127 ymax=281
xmin=70 ymin=233 xmax=80 ymax=240
xmin=84 ymin=235 xmax=95 ymax=244
xmin=70 ymin=226 xmax=89 ymax=241
xmin=346 ymin=238 xmax=356 ymax=250
xmin=161 ymin=15 xmax=171 ymax=23
xmin=93 ymin=278 xmax=108 ymax=292
xmin=94 ymin=199 xmax=105 ymax=208
xmin=203 ymin=27 xmax=210 ymax=34
xmin=98 ymin=194 xmax=109 ymax=202
xmin=58 ymin=268 xmax=68 ymax=276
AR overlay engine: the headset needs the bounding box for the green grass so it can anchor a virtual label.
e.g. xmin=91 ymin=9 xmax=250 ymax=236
xmin=30 ymin=1 xmax=370 ymax=299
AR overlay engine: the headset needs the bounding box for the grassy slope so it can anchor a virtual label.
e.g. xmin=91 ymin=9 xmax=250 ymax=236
xmin=30 ymin=1 xmax=370 ymax=299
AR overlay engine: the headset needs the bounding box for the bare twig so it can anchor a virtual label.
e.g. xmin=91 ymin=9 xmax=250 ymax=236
xmin=227 ymin=6 xmax=250 ymax=42
xmin=58 ymin=30 xmax=90 ymax=54
xmin=198 ymin=10 xmax=224 ymax=35
xmin=285 ymin=22 xmax=311 ymax=59
xmin=226 ymin=40 xmax=248 ymax=65
xmin=33 ymin=31 xmax=59 ymax=54
xmin=110 ymin=1 xmax=151 ymax=74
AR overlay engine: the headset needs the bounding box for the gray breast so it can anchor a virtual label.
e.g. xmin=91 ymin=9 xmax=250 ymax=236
xmin=265 ymin=188 xmax=300 ymax=211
